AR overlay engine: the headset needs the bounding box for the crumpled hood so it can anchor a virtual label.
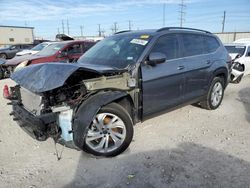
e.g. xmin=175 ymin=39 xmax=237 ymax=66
xmin=11 ymin=63 xmax=126 ymax=93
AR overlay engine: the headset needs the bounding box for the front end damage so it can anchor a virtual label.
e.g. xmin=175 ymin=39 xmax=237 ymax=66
xmin=6 ymin=63 xmax=137 ymax=149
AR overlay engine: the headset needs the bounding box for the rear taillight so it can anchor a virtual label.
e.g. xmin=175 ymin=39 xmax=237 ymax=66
xmin=3 ymin=85 xmax=11 ymax=99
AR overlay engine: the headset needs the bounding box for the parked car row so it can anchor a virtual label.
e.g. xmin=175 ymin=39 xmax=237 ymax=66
xmin=4 ymin=27 xmax=232 ymax=157
xmin=0 ymin=40 xmax=96 ymax=79
xmin=0 ymin=44 xmax=34 ymax=59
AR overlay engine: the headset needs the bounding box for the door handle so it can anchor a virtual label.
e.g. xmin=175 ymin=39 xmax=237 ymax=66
xmin=177 ymin=65 xmax=185 ymax=70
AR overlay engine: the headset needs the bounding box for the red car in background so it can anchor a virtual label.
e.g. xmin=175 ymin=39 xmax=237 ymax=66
xmin=0 ymin=40 xmax=96 ymax=79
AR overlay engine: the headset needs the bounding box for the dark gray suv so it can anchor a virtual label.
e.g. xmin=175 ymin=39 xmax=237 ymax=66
xmin=6 ymin=27 xmax=230 ymax=157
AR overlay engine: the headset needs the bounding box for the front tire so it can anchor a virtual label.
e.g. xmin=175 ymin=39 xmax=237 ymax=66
xmin=83 ymin=103 xmax=134 ymax=157
xmin=200 ymin=77 xmax=224 ymax=110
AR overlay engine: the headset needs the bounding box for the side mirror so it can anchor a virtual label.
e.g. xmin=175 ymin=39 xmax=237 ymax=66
xmin=147 ymin=52 xmax=166 ymax=66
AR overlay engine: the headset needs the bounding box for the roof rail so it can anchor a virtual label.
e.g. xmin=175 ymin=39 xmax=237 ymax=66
xmin=114 ymin=30 xmax=131 ymax=34
xmin=157 ymin=27 xmax=211 ymax=34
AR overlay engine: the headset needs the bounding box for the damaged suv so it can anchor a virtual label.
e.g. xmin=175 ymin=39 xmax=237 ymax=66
xmin=5 ymin=27 xmax=230 ymax=157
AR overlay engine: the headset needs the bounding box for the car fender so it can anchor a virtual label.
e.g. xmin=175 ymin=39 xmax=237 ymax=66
xmin=212 ymin=66 xmax=229 ymax=87
xmin=72 ymin=90 xmax=127 ymax=148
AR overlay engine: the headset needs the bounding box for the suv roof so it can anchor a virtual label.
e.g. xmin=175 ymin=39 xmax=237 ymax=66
xmin=115 ymin=27 xmax=212 ymax=36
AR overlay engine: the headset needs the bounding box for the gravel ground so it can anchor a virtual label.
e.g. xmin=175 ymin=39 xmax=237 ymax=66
xmin=0 ymin=76 xmax=250 ymax=188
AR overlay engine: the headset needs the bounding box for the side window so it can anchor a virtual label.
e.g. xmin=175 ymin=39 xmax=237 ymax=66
xmin=204 ymin=36 xmax=220 ymax=53
xmin=84 ymin=42 xmax=95 ymax=51
xmin=182 ymin=34 xmax=204 ymax=57
xmin=66 ymin=44 xmax=82 ymax=55
xmin=10 ymin=45 xmax=17 ymax=50
xmin=151 ymin=35 xmax=179 ymax=60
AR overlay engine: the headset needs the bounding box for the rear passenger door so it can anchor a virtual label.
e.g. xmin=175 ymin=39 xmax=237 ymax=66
xmin=179 ymin=33 xmax=214 ymax=101
xmin=142 ymin=34 xmax=185 ymax=116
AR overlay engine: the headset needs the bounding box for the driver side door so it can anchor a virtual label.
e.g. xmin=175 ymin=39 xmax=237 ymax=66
xmin=141 ymin=34 xmax=185 ymax=117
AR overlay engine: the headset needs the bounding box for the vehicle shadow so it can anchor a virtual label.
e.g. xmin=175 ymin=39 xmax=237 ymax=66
xmin=64 ymin=143 xmax=250 ymax=188
xmin=238 ymin=87 xmax=250 ymax=123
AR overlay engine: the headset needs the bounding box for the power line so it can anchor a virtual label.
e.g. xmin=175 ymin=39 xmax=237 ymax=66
xmin=179 ymin=0 xmax=186 ymax=27
xmin=67 ymin=19 xmax=70 ymax=35
xmin=163 ymin=3 xmax=166 ymax=27
xmin=111 ymin=22 xmax=118 ymax=34
xmin=128 ymin=20 xmax=132 ymax=30
xmin=62 ymin=20 xmax=65 ymax=34
xmin=114 ymin=22 xmax=118 ymax=33
xmin=222 ymin=11 xmax=226 ymax=33
xmin=98 ymin=24 xmax=101 ymax=36
xmin=80 ymin=25 xmax=83 ymax=36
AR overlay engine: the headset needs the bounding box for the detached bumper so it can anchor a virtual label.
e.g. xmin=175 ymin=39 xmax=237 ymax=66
xmin=11 ymin=103 xmax=57 ymax=141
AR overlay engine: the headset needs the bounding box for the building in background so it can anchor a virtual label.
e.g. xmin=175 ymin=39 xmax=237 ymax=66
xmin=0 ymin=25 xmax=34 ymax=48
xmin=215 ymin=32 xmax=250 ymax=43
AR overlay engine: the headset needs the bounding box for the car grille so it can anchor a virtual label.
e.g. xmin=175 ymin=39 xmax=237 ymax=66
xmin=20 ymin=87 xmax=43 ymax=116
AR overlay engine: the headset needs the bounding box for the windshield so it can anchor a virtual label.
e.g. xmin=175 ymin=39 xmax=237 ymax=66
xmin=36 ymin=43 xmax=66 ymax=56
xmin=31 ymin=43 xmax=49 ymax=51
xmin=225 ymin=45 xmax=246 ymax=56
xmin=78 ymin=34 xmax=151 ymax=69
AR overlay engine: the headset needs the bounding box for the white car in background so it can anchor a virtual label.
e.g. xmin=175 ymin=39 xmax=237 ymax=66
xmin=15 ymin=42 xmax=51 ymax=56
xmin=225 ymin=39 xmax=250 ymax=75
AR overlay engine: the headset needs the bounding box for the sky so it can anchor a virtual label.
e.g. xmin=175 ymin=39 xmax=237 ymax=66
xmin=0 ymin=0 xmax=249 ymax=39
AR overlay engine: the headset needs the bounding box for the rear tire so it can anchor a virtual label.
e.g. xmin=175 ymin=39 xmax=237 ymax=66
xmin=200 ymin=77 xmax=224 ymax=110
xmin=83 ymin=103 xmax=134 ymax=157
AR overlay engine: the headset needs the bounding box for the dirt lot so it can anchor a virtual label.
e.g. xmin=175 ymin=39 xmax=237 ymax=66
xmin=0 ymin=76 xmax=250 ymax=188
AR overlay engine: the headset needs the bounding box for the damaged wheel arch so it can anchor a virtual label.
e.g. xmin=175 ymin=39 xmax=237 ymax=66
xmin=72 ymin=90 xmax=134 ymax=149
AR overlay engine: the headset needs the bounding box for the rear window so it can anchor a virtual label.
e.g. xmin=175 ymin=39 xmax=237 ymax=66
xmin=225 ymin=45 xmax=246 ymax=56
xmin=203 ymin=36 xmax=220 ymax=53
xmin=181 ymin=34 xmax=220 ymax=57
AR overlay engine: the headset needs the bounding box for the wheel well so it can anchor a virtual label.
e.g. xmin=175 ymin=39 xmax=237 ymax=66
xmin=114 ymin=96 xmax=135 ymax=123
xmin=215 ymin=73 xmax=226 ymax=87
xmin=0 ymin=53 xmax=7 ymax=57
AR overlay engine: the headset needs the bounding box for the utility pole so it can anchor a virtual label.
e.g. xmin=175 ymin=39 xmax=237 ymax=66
xmin=129 ymin=20 xmax=132 ymax=30
xmin=179 ymin=0 xmax=186 ymax=27
xmin=67 ymin=19 xmax=69 ymax=35
xmin=62 ymin=20 xmax=65 ymax=34
xmin=222 ymin=11 xmax=226 ymax=33
xmin=114 ymin=22 xmax=118 ymax=33
xmin=98 ymin=24 xmax=101 ymax=37
xmin=80 ymin=25 xmax=83 ymax=36
xmin=57 ymin=28 xmax=60 ymax=34
xmin=163 ymin=3 xmax=166 ymax=27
